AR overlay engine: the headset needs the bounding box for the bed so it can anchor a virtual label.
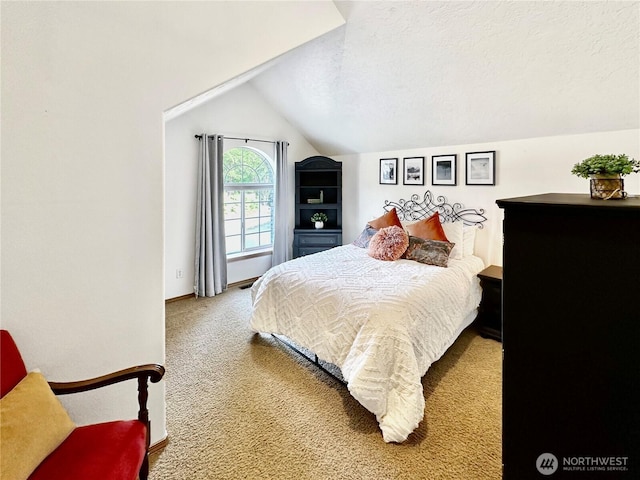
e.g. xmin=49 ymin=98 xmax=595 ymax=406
xmin=250 ymin=191 xmax=487 ymax=443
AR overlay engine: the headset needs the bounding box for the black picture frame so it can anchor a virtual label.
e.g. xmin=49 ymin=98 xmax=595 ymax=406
xmin=379 ymin=158 xmax=398 ymax=185
xmin=403 ymin=157 xmax=425 ymax=185
xmin=432 ymin=154 xmax=457 ymax=186
xmin=465 ymin=151 xmax=496 ymax=185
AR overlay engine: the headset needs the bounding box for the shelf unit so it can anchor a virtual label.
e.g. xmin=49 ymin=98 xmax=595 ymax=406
xmin=293 ymin=156 xmax=342 ymax=258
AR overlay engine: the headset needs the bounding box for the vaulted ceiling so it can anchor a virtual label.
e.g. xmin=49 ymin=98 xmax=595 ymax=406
xmin=250 ymin=1 xmax=639 ymax=156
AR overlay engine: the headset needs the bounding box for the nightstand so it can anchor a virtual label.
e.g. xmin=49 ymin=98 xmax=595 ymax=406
xmin=476 ymin=265 xmax=502 ymax=342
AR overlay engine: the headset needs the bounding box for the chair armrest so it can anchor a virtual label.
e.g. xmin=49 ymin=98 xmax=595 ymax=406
xmin=48 ymin=364 xmax=165 ymax=395
xmin=48 ymin=363 xmax=165 ymax=480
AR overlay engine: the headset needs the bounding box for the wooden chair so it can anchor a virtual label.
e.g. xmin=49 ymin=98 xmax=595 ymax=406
xmin=0 ymin=330 xmax=165 ymax=480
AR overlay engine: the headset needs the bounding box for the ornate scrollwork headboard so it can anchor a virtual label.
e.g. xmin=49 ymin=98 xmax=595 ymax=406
xmin=384 ymin=191 xmax=487 ymax=228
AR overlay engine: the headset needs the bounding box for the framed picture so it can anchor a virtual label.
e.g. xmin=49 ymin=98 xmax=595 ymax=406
xmin=379 ymin=158 xmax=398 ymax=185
xmin=465 ymin=151 xmax=496 ymax=185
xmin=432 ymin=154 xmax=457 ymax=186
xmin=402 ymin=157 xmax=424 ymax=185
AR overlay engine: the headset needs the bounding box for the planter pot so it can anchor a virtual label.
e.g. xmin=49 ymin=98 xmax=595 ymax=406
xmin=589 ymin=174 xmax=626 ymax=200
xmin=314 ymin=221 xmax=324 ymax=229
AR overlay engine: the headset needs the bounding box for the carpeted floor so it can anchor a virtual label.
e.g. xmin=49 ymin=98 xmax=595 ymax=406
xmin=150 ymin=287 xmax=502 ymax=480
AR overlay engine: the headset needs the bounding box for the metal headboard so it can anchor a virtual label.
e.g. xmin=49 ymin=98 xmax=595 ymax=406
xmin=384 ymin=191 xmax=487 ymax=228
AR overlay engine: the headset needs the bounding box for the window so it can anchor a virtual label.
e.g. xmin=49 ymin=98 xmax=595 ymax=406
xmin=223 ymin=146 xmax=274 ymax=256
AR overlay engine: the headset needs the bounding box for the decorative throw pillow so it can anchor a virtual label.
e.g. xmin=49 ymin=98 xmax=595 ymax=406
xmin=441 ymin=221 xmax=464 ymax=260
xmin=352 ymin=226 xmax=379 ymax=248
xmin=405 ymin=212 xmax=449 ymax=242
xmin=368 ymin=207 xmax=403 ymax=230
xmin=368 ymin=225 xmax=409 ymax=261
xmin=0 ymin=371 xmax=76 ymax=480
xmin=404 ymin=236 xmax=455 ymax=267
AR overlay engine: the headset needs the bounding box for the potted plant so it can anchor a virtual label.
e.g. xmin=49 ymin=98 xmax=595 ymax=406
xmin=310 ymin=212 xmax=328 ymax=229
xmin=571 ymin=154 xmax=639 ymax=199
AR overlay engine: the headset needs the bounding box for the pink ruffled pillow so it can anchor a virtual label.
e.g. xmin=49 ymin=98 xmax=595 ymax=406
xmin=368 ymin=225 xmax=409 ymax=261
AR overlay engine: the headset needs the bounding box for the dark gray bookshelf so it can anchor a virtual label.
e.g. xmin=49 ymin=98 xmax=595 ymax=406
xmin=293 ymin=156 xmax=342 ymax=258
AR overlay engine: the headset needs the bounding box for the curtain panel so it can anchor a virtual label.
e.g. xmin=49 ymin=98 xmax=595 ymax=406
xmin=194 ymin=134 xmax=227 ymax=298
xmin=271 ymin=141 xmax=291 ymax=267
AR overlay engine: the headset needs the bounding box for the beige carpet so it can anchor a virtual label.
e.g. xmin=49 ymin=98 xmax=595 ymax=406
xmin=150 ymin=287 xmax=502 ymax=480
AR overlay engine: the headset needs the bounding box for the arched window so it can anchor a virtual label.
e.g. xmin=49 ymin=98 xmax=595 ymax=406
xmin=223 ymin=147 xmax=274 ymax=255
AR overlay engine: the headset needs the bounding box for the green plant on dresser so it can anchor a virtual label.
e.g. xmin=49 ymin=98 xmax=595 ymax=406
xmin=571 ymin=154 xmax=639 ymax=200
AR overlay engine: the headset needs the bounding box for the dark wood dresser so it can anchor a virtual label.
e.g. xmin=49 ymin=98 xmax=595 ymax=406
xmin=497 ymin=193 xmax=640 ymax=479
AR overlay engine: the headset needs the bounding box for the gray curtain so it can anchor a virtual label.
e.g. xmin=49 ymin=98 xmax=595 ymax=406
xmin=194 ymin=134 xmax=227 ymax=297
xmin=271 ymin=141 xmax=290 ymax=267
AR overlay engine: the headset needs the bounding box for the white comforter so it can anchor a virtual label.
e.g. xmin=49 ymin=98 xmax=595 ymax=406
xmin=250 ymin=245 xmax=484 ymax=442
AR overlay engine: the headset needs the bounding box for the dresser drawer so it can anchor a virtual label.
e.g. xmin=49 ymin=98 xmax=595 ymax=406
xmin=296 ymin=233 xmax=341 ymax=247
xmin=293 ymin=230 xmax=342 ymax=259
xmin=297 ymin=246 xmax=332 ymax=257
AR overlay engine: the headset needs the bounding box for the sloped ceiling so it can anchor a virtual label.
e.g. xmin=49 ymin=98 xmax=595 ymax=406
xmin=250 ymin=1 xmax=639 ymax=156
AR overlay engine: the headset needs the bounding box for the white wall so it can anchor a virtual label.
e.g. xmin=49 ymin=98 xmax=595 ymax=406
xmin=1 ymin=0 xmax=344 ymax=444
xmin=336 ymin=129 xmax=640 ymax=266
xmin=165 ymin=82 xmax=321 ymax=299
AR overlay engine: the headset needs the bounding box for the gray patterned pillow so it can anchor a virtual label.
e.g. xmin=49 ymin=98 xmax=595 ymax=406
xmin=404 ymin=236 xmax=455 ymax=267
xmin=352 ymin=226 xmax=379 ymax=248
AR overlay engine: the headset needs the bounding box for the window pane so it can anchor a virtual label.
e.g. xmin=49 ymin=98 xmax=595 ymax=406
xmin=224 ymin=202 xmax=241 ymax=220
xmin=224 ymin=190 xmax=241 ymax=202
xmin=259 ymin=190 xmax=273 ymax=202
xmin=260 ymin=202 xmax=272 ymax=218
xmin=226 ymin=235 xmax=241 ymax=254
xmin=223 ymin=147 xmax=274 ymax=185
xmin=259 ymin=216 xmax=272 ymax=232
xmin=260 ymin=231 xmax=272 ymax=246
xmin=245 ymin=217 xmax=260 ymax=234
xmin=245 ymin=233 xmax=260 ymax=249
xmin=244 ymin=202 xmax=260 ymax=219
xmin=225 ymin=219 xmax=241 ymax=236
xmin=224 ymin=190 xmax=242 ymax=219
xmin=223 ymin=150 xmax=243 ymax=183
xmin=224 ymin=166 xmax=244 ymax=184
xmin=243 ymin=150 xmax=273 ymax=184
xmin=245 ymin=190 xmax=259 ymax=203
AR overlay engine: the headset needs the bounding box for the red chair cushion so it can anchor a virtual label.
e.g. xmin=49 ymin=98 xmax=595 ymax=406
xmin=1 ymin=330 xmax=28 ymax=398
xmin=29 ymin=420 xmax=147 ymax=480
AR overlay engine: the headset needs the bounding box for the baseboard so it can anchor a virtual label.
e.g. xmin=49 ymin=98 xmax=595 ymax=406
xmin=149 ymin=435 xmax=169 ymax=455
xmin=165 ymin=293 xmax=194 ymax=303
xmin=231 ymin=277 xmax=258 ymax=289
xmin=165 ymin=278 xmax=259 ymax=303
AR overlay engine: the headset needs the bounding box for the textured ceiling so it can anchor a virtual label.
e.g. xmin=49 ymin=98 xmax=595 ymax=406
xmin=250 ymin=1 xmax=639 ymax=156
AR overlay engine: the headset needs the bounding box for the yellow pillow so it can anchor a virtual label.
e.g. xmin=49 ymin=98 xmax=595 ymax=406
xmin=0 ymin=371 xmax=76 ymax=480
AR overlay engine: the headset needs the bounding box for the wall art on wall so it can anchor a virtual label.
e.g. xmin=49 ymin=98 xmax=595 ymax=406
xmin=465 ymin=151 xmax=496 ymax=185
xmin=380 ymin=158 xmax=398 ymax=185
xmin=432 ymin=154 xmax=457 ymax=186
xmin=403 ymin=157 xmax=424 ymax=185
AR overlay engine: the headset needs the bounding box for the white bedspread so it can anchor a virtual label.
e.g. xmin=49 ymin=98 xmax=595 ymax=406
xmin=250 ymin=244 xmax=484 ymax=442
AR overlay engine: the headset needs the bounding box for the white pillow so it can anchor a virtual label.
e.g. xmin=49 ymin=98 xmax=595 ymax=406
xmin=463 ymin=225 xmax=478 ymax=257
xmin=441 ymin=221 xmax=463 ymax=260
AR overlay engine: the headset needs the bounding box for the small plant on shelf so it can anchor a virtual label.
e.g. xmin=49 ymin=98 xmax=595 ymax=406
xmin=570 ymin=154 xmax=639 ymax=178
xmin=310 ymin=212 xmax=328 ymax=223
